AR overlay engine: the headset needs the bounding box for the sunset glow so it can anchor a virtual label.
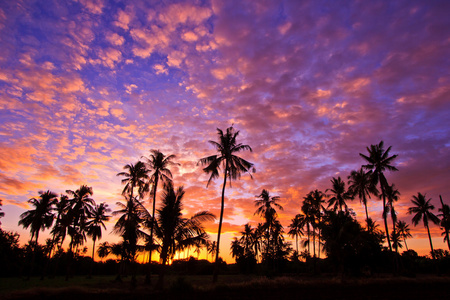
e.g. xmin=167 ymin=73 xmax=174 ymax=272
xmin=0 ymin=0 xmax=449 ymax=263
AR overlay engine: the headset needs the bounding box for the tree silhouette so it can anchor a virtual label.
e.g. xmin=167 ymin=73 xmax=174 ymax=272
xmin=86 ymin=203 xmax=111 ymax=262
xmin=438 ymin=195 xmax=450 ymax=251
xmin=142 ymin=150 xmax=177 ymax=282
xmin=19 ymin=190 xmax=57 ymax=245
xmin=254 ymin=189 xmax=283 ymax=259
xmin=360 ymin=141 xmax=398 ymax=251
xmin=348 ymin=168 xmax=378 ymax=225
xmin=327 ymin=177 xmax=352 ymax=213
xmin=396 ymin=220 xmax=412 ymax=251
xmin=408 ymin=192 xmax=440 ymax=259
xmin=117 ymin=161 xmax=149 ymax=201
xmin=154 ymin=182 xmax=214 ymax=288
xmin=199 ymin=126 xmax=254 ymax=282
xmin=97 ymin=241 xmax=111 ymax=262
xmin=384 ymin=183 xmax=400 ymax=252
xmin=288 ymin=214 xmax=305 ymax=253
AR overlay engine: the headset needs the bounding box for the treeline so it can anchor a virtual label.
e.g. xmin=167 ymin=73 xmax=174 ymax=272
xmin=1 ymin=127 xmax=450 ymax=284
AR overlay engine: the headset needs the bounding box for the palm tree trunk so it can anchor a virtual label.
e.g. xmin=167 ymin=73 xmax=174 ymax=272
xmin=426 ymin=223 xmax=435 ymax=259
xmin=295 ymin=235 xmax=298 ymax=253
xmin=404 ymin=238 xmax=409 ymax=251
xmin=146 ymin=176 xmax=158 ymax=285
xmin=364 ymin=196 xmax=369 ymax=227
xmin=213 ymin=164 xmax=228 ymax=283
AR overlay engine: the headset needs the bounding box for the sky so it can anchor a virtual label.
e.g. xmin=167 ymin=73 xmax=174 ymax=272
xmin=0 ymin=0 xmax=449 ymax=262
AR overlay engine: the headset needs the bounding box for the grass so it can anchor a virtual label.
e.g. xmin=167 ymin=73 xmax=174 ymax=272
xmin=1 ymin=274 xmax=450 ymax=300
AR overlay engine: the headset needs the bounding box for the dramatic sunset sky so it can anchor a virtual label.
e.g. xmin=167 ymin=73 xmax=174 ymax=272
xmin=0 ymin=0 xmax=449 ymax=262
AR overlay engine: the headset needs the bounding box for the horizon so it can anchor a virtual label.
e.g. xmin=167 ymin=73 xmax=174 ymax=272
xmin=0 ymin=0 xmax=449 ymax=263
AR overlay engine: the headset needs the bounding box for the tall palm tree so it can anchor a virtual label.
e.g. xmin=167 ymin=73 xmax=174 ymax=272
xmin=438 ymin=195 xmax=450 ymax=251
xmin=288 ymin=214 xmax=305 ymax=253
xmin=301 ymin=195 xmax=314 ymax=256
xmin=327 ymin=177 xmax=352 ymax=213
xmin=230 ymin=238 xmax=244 ymax=260
xmin=199 ymin=126 xmax=254 ymax=282
xmin=49 ymin=195 xmax=70 ymax=254
xmin=360 ymin=141 xmax=398 ymax=251
xmin=142 ymin=150 xmax=177 ymax=268
xmin=408 ymin=193 xmax=440 ymax=259
xmin=396 ymin=220 xmax=412 ymax=251
xmin=385 ymin=183 xmax=400 ymax=252
xmin=239 ymin=223 xmax=255 ymax=257
xmin=19 ymin=190 xmax=58 ymax=245
xmin=348 ymin=168 xmax=378 ymax=225
xmin=254 ymin=189 xmax=283 ymax=259
xmin=154 ymin=182 xmax=215 ymax=288
xmin=66 ymin=185 xmax=95 ymax=252
xmin=86 ymin=203 xmax=111 ymax=262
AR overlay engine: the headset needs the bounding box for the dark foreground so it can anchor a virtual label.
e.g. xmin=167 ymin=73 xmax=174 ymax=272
xmin=2 ymin=275 xmax=449 ymax=300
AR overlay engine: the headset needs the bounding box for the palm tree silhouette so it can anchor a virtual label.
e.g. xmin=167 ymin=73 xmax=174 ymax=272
xmin=154 ymin=182 xmax=215 ymax=288
xmin=327 ymin=177 xmax=352 ymax=213
xmin=239 ymin=223 xmax=255 ymax=257
xmin=408 ymin=192 xmax=440 ymax=259
xmin=288 ymin=214 xmax=305 ymax=253
xmin=50 ymin=195 xmax=70 ymax=255
xmin=142 ymin=150 xmax=177 ymax=281
xmin=19 ymin=190 xmax=58 ymax=245
xmin=438 ymin=195 xmax=450 ymax=251
xmin=117 ymin=161 xmax=149 ymax=201
xmin=66 ymin=185 xmax=95 ymax=253
xmin=384 ymin=183 xmax=400 ymax=252
xmin=348 ymin=168 xmax=378 ymax=225
xmin=360 ymin=141 xmax=398 ymax=251
xmin=396 ymin=220 xmax=412 ymax=251
xmin=97 ymin=241 xmax=111 ymax=262
xmin=86 ymin=203 xmax=111 ymax=263
xmin=254 ymin=189 xmax=283 ymax=259
xmin=199 ymin=126 xmax=254 ymax=282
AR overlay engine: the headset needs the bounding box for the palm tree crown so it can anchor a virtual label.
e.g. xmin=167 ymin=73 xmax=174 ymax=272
xmin=327 ymin=177 xmax=352 ymax=213
xmin=198 ymin=126 xmax=254 ymax=282
xmin=19 ymin=190 xmax=58 ymax=244
xmin=117 ymin=161 xmax=149 ymax=200
xmin=86 ymin=202 xmax=111 ymax=261
xmin=348 ymin=168 xmax=378 ymax=224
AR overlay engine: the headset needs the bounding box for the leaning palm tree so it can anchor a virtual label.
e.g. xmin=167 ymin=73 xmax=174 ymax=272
xmin=19 ymin=190 xmax=58 ymax=245
xmin=438 ymin=195 xmax=450 ymax=251
xmin=348 ymin=168 xmax=378 ymax=225
xmin=142 ymin=150 xmax=177 ymax=279
xmin=396 ymin=220 xmax=412 ymax=251
xmin=360 ymin=141 xmax=398 ymax=251
xmin=326 ymin=177 xmax=352 ymax=213
xmin=199 ymin=126 xmax=254 ymax=282
xmin=86 ymin=203 xmax=111 ymax=262
xmin=408 ymin=193 xmax=440 ymax=259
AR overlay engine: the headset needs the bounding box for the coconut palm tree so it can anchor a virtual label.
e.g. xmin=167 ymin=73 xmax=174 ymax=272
xmin=396 ymin=220 xmax=412 ymax=251
xmin=360 ymin=141 xmax=398 ymax=251
xmin=154 ymin=182 xmax=215 ymax=288
xmin=438 ymin=195 xmax=450 ymax=250
xmin=142 ymin=150 xmax=177 ymax=270
xmin=117 ymin=161 xmax=149 ymax=201
xmin=19 ymin=190 xmax=58 ymax=245
xmin=199 ymin=126 xmax=254 ymax=282
xmin=327 ymin=177 xmax=352 ymax=213
xmin=254 ymin=189 xmax=283 ymax=258
xmin=288 ymin=214 xmax=305 ymax=253
xmin=66 ymin=185 xmax=95 ymax=252
xmin=408 ymin=193 xmax=440 ymax=259
xmin=97 ymin=241 xmax=111 ymax=261
xmin=239 ymin=223 xmax=255 ymax=257
xmin=86 ymin=203 xmax=111 ymax=262
xmin=385 ymin=183 xmax=400 ymax=252
xmin=348 ymin=168 xmax=378 ymax=225
xmin=49 ymin=195 xmax=70 ymax=254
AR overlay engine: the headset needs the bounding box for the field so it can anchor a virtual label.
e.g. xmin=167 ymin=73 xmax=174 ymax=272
xmin=1 ymin=274 xmax=449 ymax=300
